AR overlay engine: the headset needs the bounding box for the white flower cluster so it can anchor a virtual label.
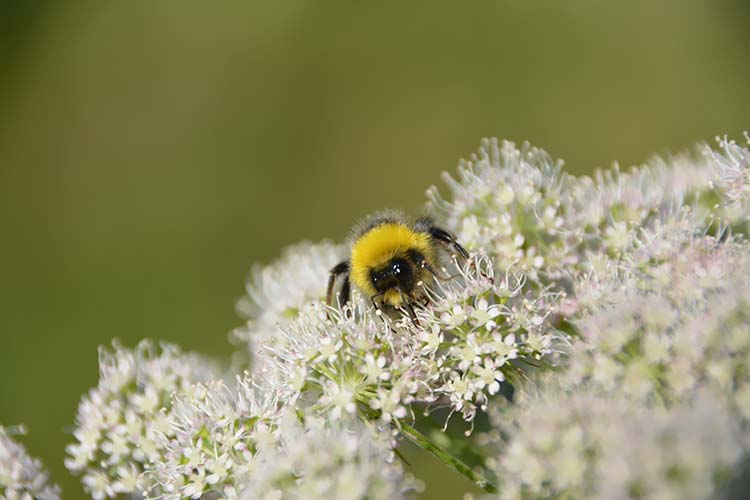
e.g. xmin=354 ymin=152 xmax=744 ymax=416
xmin=481 ymin=136 xmax=750 ymax=499
xmin=708 ymin=133 xmax=750 ymax=225
xmin=242 ymin=416 xmax=420 ymax=500
xmin=493 ymin=388 xmax=745 ymax=500
xmin=427 ymin=140 xmax=571 ymax=280
xmin=145 ymin=377 xmax=282 ymax=500
xmin=427 ymin=137 xmax=745 ymax=295
xmin=231 ymin=240 xmax=346 ymax=368
xmin=65 ymin=340 xmax=218 ymax=499
xmin=567 ymin=221 xmax=750 ymax=414
xmin=259 ymin=253 xmax=560 ymax=426
xmin=0 ymin=426 xmax=60 ymax=500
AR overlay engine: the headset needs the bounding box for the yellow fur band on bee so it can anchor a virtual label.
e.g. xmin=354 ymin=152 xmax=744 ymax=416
xmin=350 ymin=223 xmax=434 ymax=297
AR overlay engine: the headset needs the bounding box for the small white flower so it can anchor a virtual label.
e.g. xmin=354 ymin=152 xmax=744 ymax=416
xmin=471 ymin=358 xmax=505 ymax=395
xmin=491 ymin=333 xmax=519 ymax=362
xmin=470 ymin=298 xmax=501 ymax=328
xmin=604 ymin=221 xmax=629 ymax=252
xmin=361 ymin=353 xmax=389 ymax=383
xmin=183 ymin=468 xmax=206 ymax=499
xmin=441 ymin=304 xmax=468 ymax=328
xmin=112 ymin=463 xmax=141 ymax=494
xmin=322 ymin=381 xmax=358 ymax=419
xmin=82 ymin=471 xmax=114 ymax=500
xmin=369 ymin=389 xmax=407 ymax=423
xmin=496 ymin=184 xmax=515 ymax=205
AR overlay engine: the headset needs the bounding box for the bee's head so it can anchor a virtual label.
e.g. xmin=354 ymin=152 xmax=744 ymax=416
xmin=370 ymin=257 xmax=415 ymax=295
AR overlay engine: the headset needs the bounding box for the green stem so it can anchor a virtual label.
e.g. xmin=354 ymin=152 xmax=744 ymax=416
xmin=400 ymin=422 xmax=497 ymax=494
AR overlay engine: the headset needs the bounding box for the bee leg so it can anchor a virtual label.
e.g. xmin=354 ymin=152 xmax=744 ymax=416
xmin=406 ymin=302 xmax=420 ymax=326
xmin=326 ymin=261 xmax=350 ymax=308
xmin=339 ymin=275 xmax=352 ymax=317
xmin=422 ymin=260 xmax=458 ymax=282
xmin=415 ymin=289 xmax=430 ymax=307
xmin=427 ymin=226 xmax=469 ymax=259
xmin=408 ymin=249 xmax=458 ymax=282
xmin=370 ymin=291 xmax=385 ymax=313
xmin=472 ymin=260 xmax=494 ymax=284
xmin=394 ymin=286 xmax=420 ymax=326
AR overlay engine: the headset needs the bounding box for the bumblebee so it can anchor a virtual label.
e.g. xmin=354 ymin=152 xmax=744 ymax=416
xmin=326 ymin=210 xmax=469 ymax=318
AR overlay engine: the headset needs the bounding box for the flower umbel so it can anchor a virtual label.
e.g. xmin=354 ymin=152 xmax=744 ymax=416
xmin=242 ymin=415 xmax=420 ymax=500
xmin=145 ymin=376 xmax=282 ymax=500
xmin=1 ymin=426 xmax=60 ymax=500
xmin=232 ymin=240 xmax=346 ymax=371
xmin=567 ymin=221 xmax=750 ymax=414
xmin=490 ymin=386 xmax=746 ymax=500
xmin=65 ymin=340 xmax=218 ymax=499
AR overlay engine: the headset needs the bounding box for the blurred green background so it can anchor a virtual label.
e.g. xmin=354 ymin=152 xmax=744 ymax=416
xmin=1 ymin=1 xmax=748 ymax=498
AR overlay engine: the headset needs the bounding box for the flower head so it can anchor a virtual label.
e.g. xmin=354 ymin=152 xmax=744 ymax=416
xmin=65 ymin=340 xmax=218 ymax=499
xmin=427 ymin=137 xmax=748 ymax=303
xmin=567 ymin=222 xmax=750 ymax=414
xmin=708 ymin=133 xmax=750 ymax=227
xmin=241 ymin=416 xmax=420 ymax=500
xmin=232 ymin=241 xmax=346 ymax=370
xmin=491 ymin=386 xmax=746 ymax=500
xmin=426 ymin=139 xmax=570 ymax=281
xmin=1 ymin=426 xmax=60 ymax=500
xmin=145 ymin=376 xmax=283 ymax=500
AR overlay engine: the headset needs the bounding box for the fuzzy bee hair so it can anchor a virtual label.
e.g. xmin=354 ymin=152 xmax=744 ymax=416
xmin=326 ymin=210 xmax=468 ymax=319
